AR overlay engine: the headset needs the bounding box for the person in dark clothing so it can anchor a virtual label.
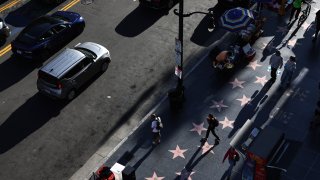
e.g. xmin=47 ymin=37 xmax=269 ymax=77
xmin=289 ymin=0 xmax=306 ymax=22
xmin=313 ymin=10 xmax=320 ymax=42
xmin=203 ymin=114 xmax=220 ymax=142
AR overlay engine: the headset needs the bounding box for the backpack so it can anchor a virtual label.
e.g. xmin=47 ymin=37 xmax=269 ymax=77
xmin=155 ymin=117 xmax=163 ymax=130
xmin=207 ymin=117 xmax=219 ymax=128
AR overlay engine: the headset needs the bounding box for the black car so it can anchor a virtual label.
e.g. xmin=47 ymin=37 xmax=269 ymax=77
xmin=139 ymin=0 xmax=176 ymax=10
xmin=41 ymin=0 xmax=66 ymax=5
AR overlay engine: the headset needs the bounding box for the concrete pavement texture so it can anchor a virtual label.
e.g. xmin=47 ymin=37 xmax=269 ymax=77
xmin=73 ymin=2 xmax=320 ymax=180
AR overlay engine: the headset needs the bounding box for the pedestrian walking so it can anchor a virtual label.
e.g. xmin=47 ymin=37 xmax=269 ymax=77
xmin=288 ymin=0 xmax=306 ymax=22
xmin=280 ymin=56 xmax=296 ymax=88
xmin=201 ymin=114 xmax=220 ymax=144
xmin=150 ymin=114 xmax=163 ymax=145
xmin=269 ymin=50 xmax=283 ymax=81
xmin=313 ymin=10 xmax=320 ymax=42
xmin=222 ymin=147 xmax=240 ymax=180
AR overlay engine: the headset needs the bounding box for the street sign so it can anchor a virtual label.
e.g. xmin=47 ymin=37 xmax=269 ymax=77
xmin=175 ymin=50 xmax=181 ymax=66
xmin=175 ymin=38 xmax=182 ymax=66
xmin=175 ymin=66 xmax=182 ymax=79
xmin=175 ymin=38 xmax=181 ymax=52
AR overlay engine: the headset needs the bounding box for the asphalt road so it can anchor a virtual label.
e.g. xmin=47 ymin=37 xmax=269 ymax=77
xmin=0 ymin=0 xmax=221 ymax=179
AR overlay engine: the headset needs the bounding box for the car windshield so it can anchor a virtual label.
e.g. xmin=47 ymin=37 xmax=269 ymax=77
xmin=17 ymin=33 xmax=37 ymax=45
xmin=75 ymin=47 xmax=97 ymax=59
xmin=52 ymin=14 xmax=70 ymax=22
xmin=20 ymin=16 xmax=61 ymax=38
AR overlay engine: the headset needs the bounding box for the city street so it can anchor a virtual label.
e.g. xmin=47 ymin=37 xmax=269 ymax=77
xmin=0 ymin=0 xmax=224 ymax=180
xmin=0 ymin=0 xmax=320 ymax=180
xmin=74 ymin=1 xmax=320 ymax=180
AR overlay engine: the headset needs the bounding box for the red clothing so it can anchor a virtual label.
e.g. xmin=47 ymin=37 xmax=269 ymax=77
xmin=223 ymin=148 xmax=239 ymax=162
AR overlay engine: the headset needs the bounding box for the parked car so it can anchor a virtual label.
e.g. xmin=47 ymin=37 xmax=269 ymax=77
xmin=139 ymin=0 xmax=176 ymax=10
xmin=11 ymin=11 xmax=85 ymax=60
xmin=37 ymin=42 xmax=111 ymax=100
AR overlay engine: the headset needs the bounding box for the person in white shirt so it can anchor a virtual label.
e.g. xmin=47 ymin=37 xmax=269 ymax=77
xmin=269 ymin=50 xmax=283 ymax=81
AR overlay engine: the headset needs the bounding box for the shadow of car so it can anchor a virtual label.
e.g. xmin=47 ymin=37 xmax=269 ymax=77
xmin=139 ymin=0 xmax=178 ymax=10
xmin=11 ymin=11 xmax=85 ymax=61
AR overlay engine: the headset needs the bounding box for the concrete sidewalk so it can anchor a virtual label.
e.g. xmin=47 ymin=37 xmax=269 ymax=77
xmin=73 ymin=2 xmax=320 ymax=180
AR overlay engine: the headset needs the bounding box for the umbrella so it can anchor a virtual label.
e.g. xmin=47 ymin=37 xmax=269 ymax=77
xmin=220 ymin=7 xmax=256 ymax=32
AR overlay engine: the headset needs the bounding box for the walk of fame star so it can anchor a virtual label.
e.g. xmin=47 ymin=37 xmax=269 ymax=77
xmin=247 ymin=60 xmax=262 ymax=70
xmin=210 ymin=99 xmax=228 ymax=112
xmin=197 ymin=142 xmax=214 ymax=154
xmin=175 ymin=171 xmax=195 ymax=180
xmin=169 ymin=145 xmax=188 ymax=159
xmin=236 ymin=95 xmax=251 ymax=106
xmin=145 ymin=172 xmax=165 ymax=180
xmin=219 ymin=117 xmax=234 ymax=129
xmin=287 ymin=39 xmax=298 ymax=47
xmin=301 ymin=22 xmax=310 ymax=30
xmin=229 ymin=78 xmax=245 ymax=89
xmin=254 ymin=76 xmax=268 ymax=86
xmin=190 ymin=122 xmax=207 ymax=135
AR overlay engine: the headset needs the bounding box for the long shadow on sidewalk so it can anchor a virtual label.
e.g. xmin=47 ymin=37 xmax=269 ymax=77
xmin=174 ymin=141 xmax=218 ymax=179
xmin=228 ymin=80 xmax=273 ymax=138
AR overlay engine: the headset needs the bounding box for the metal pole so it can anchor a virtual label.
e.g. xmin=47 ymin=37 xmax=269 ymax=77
xmin=177 ymin=0 xmax=183 ymax=89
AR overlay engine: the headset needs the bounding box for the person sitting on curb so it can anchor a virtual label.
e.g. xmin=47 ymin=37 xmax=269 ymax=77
xmin=213 ymin=50 xmax=232 ymax=69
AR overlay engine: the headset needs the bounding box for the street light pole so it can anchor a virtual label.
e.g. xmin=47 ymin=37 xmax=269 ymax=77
xmin=169 ymin=1 xmax=214 ymax=109
xmin=177 ymin=0 xmax=184 ymax=91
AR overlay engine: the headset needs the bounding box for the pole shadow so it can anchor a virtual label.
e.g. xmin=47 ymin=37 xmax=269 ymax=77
xmin=115 ymin=5 xmax=166 ymax=37
xmin=0 ymin=93 xmax=67 ymax=154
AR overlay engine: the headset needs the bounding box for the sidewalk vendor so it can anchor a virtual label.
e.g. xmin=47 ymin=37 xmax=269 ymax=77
xmin=213 ymin=50 xmax=232 ymax=68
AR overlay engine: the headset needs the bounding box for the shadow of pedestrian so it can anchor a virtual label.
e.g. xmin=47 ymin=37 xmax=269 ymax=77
xmin=228 ymin=80 xmax=273 ymax=138
xmin=174 ymin=142 xmax=218 ymax=179
xmin=132 ymin=145 xmax=156 ymax=170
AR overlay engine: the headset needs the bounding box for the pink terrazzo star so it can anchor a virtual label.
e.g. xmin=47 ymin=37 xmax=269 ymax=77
xmin=287 ymin=39 xmax=297 ymax=47
xmin=247 ymin=60 xmax=262 ymax=70
xmin=229 ymin=78 xmax=245 ymax=89
xmin=254 ymin=76 xmax=268 ymax=86
xmin=190 ymin=122 xmax=207 ymax=135
xmin=236 ymin=95 xmax=251 ymax=106
xmin=145 ymin=172 xmax=165 ymax=180
xmin=301 ymin=22 xmax=310 ymax=30
xmin=169 ymin=145 xmax=188 ymax=159
xmin=198 ymin=142 xmax=214 ymax=155
xmin=219 ymin=117 xmax=234 ymax=129
xmin=210 ymin=99 xmax=228 ymax=112
xmin=175 ymin=171 xmax=195 ymax=180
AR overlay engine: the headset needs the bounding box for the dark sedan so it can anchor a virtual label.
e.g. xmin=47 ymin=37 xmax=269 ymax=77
xmin=11 ymin=11 xmax=85 ymax=60
xmin=139 ymin=0 xmax=176 ymax=10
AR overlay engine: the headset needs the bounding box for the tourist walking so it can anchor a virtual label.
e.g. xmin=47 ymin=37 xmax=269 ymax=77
xmin=150 ymin=114 xmax=163 ymax=145
xmin=202 ymin=114 xmax=220 ymax=144
xmin=222 ymin=147 xmax=240 ymax=180
xmin=269 ymin=50 xmax=283 ymax=81
xmin=281 ymin=56 xmax=296 ymax=88
xmin=289 ymin=0 xmax=306 ymax=22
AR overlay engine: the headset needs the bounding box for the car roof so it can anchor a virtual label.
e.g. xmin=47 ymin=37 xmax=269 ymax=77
xmin=21 ymin=16 xmax=62 ymax=37
xmin=40 ymin=48 xmax=85 ymax=78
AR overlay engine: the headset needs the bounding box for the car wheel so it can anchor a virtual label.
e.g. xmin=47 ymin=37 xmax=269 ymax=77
xmin=101 ymin=60 xmax=109 ymax=72
xmin=67 ymin=89 xmax=76 ymax=100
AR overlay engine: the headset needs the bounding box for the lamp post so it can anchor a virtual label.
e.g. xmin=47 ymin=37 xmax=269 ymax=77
xmin=168 ymin=0 xmax=215 ymax=109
